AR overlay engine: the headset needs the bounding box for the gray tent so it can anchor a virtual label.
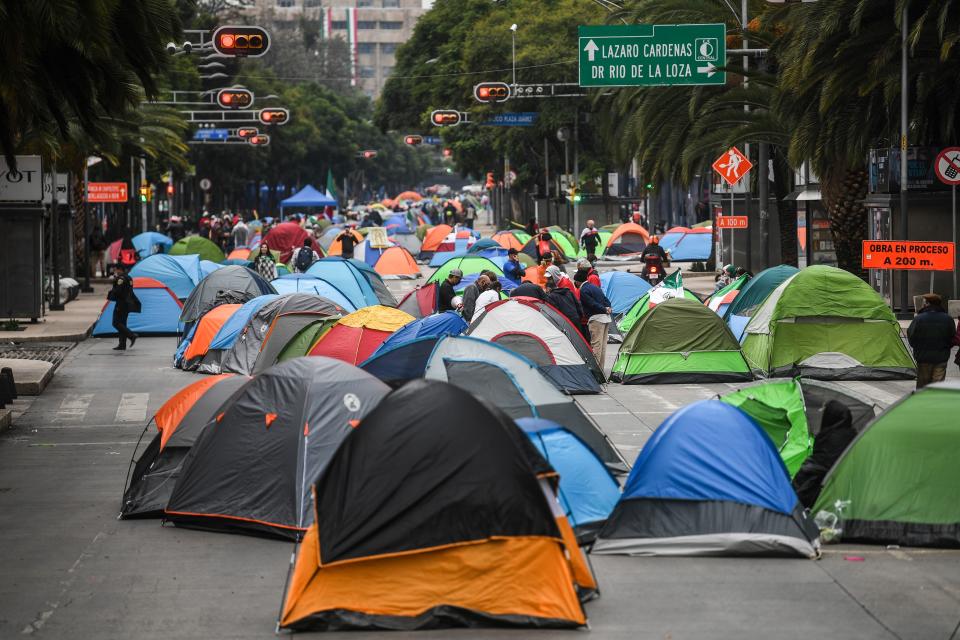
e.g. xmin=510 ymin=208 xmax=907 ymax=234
xmin=179 ymin=265 xmax=277 ymax=324
xmin=219 ymin=293 xmax=343 ymax=375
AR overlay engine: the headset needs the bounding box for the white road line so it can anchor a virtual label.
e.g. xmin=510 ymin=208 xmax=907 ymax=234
xmin=834 ymin=381 xmax=905 ymax=407
xmin=54 ymin=393 xmax=94 ymax=422
xmin=589 ymin=411 xmax=632 ymax=416
xmin=115 ymin=393 xmax=149 ymax=423
xmin=28 ymin=441 xmax=138 ymax=447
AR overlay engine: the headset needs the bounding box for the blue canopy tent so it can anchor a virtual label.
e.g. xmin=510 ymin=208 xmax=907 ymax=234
xmin=593 ymin=400 xmax=819 ymax=557
xmin=270 ymin=274 xmax=357 ymax=311
xmin=279 ymin=184 xmax=337 ymax=220
xmin=517 ymin=417 xmax=621 ymax=542
xmin=129 ymin=254 xmax=202 ymax=299
xmin=371 ymin=311 xmax=467 ymax=357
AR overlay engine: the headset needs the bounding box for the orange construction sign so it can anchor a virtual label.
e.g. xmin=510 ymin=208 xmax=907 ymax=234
xmin=712 ymin=147 xmax=753 ymax=186
xmin=862 ymin=241 xmax=955 ymax=271
xmin=716 ymin=216 xmax=748 ymax=229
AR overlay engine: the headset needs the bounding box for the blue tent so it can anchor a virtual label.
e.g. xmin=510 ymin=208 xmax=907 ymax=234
xmin=129 ymin=254 xmax=202 ymax=299
xmin=270 ymin=274 xmax=357 ymax=311
xmin=132 ymin=232 xmax=173 ymax=258
xmin=207 ymin=295 xmax=279 ymax=352
xmin=359 ymin=336 xmax=441 ymax=387
xmin=280 ymin=184 xmax=337 ymax=218
xmin=592 ymin=400 xmax=819 ymax=557
xmin=384 ymin=214 xmax=415 ymax=235
xmin=372 ymin=311 xmax=467 ymax=357
xmin=468 ymin=238 xmax=501 ymax=253
xmin=517 ymin=417 xmax=620 ymax=541
xmin=93 ymin=281 xmax=183 ymax=336
xmin=199 ymin=260 xmax=224 ymax=278
xmin=667 ymin=231 xmax=712 ymax=261
xmin=306 ymin=257 xmax=396 ymax=307
xmin=457 ymin=272 xmax=517 ymax=294
xmin=601 ymin=271 xmax=652 ymax=315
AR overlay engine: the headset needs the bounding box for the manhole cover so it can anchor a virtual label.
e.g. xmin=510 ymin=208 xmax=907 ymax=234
xmin=0 ymin=342 xmax=74 ymax=367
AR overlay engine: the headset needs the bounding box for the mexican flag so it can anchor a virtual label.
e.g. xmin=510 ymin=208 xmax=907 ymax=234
xmin=648 ymin=269 xmax=684 ymax=307
xmin=326 ymin=169 xmax=339 ymax=202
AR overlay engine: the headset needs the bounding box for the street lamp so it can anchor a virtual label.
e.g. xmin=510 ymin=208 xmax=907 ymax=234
xmin=510 ymin=24 xmax=518 ymax=86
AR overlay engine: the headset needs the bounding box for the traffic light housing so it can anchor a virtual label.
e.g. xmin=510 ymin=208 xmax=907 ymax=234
xmin=236 ymin=127 xmax=258 ymax=139
xmin=567 ymin=185 xmax=581 ymax=203
xmin=362 ymin=150 xmax=378 ymax=159
xmin=139 ymin=182 xmax=151 ymax=203
xmin=442 ymin=148 xmax=453 ymax=158
xmin=249 ymin=134 xmax=271 ymax=146
xmin=485 ymin=172 xmax=495 ymax=190
xmin=474 ymin=82 xmax=511 ymax=103
xmin=217 ymin=88 xmax=253 ymax=109
xmin=166 ymin=184 xmax=174 ymax=196
xmin=212 ymin=26 xmax=270 ymax=57
xmin=404 ymin=135 xmax=423 ymax=146
xmin=430 ymin=110 xmax=462 ymax=127
xmin=259 ymin=108 xmax=289 ymax=125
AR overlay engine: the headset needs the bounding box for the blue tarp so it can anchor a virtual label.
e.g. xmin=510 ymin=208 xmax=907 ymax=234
xmin=518 ymin=418 xmax=620 ymax=530
xmin=305 ymin=258 xmax=382 ymax=308
xmin=207 ymin=294 xmax=279 ymax=351
xmin=270 ymin=275 xmax=357 ymax=311
xmin=93 ymin=288 xmax=183 ymax=336
xmin=621 ymin=400 xmax=797 ymax=515
xmin=373 ymin=311 xmax=467 ymax=357
xmin=601 ymin=271 xmax=652 ymax=315
xmin=129 ymin=254 xmax=202 ymax=299
xmin=280 ymin=184 xmax=337 ymax=210
xmin=132 ymin=232 xmax=173 ymax=259
xmin=359 ymin=336 xmax=441 ymax=384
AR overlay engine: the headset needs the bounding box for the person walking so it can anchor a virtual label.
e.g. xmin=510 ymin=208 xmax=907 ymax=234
xmin=503 ymin=248 xmax=524 ymax=284
xmin=579 ymin=278 xmax=613 ymax=367
xmin=292 ymin=239 xmax=319 ymax=273
xmin=464 ymin=204 xmax=476 ymax=229
xmin=438 ymin=269 xmax=463 ymax=312
xmin=907 ymin=293 xmax=957 ymax=388
xmin=108 ymin=265 xmax=140 ymax=351
xmin=580 ymin=219 xmax=601 ymax=261
xmin=253 ymin=244 xmax=277 ymax=281
xmin=335 ymin=228 xmax=358 ymax=260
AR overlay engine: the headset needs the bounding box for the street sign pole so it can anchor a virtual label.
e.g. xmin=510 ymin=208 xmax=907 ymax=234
xmin=954 ymin=184 xmax=957 ymax=298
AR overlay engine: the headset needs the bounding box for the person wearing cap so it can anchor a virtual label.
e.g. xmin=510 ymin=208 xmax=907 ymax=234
xmin=503 ymin=247 xmax=524 ymax=284
xmin=573 ymin=258 xmax=601 ymax=288
xmin=907 ymin=293 xmax=956 ymax=388
xmin=580 ymin=219 xmax=601 ymax=261
xmin=439 ymin=269 xmax=463 ymax=312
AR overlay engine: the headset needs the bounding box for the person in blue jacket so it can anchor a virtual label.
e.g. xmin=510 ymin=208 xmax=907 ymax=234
xmin=503 ymin=247 xmax=524 ymax=283
xmin=578 ymin=278 xmax=613 ymax=367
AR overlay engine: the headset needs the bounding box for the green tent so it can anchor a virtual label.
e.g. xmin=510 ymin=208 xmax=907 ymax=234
xmin=426 ymin=255 xmax=504 ymax=284
xmin=720 ymin=380 xmax=812 ymax=477
xmin=723 ymin=264 xmax=799 ymax=320
xmin=577 ymin=230 xmax=612 ymax=258
xmin=276 ymin=319 xmax=336 ymax=362
xmin=169 ymin=236 xmax=225 ymax=263
xmin=546 ymin=226 xmax=578 ymax=260
xmin=813 ymin=382 xmax=960 ymax=547
xmin=610 ymin=297 xmax=753 ymax=384
xmin=618 ymin=288 xmax=701 ymax=333
xmin=741 ymin=265 xmax=915 ymax=380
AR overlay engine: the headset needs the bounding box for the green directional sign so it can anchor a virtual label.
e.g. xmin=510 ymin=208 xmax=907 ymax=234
xmin=579 ymin=23 xmax=726 ymax=87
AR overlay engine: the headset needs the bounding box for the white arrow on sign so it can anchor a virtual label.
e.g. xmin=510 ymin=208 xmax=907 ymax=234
xmin=697 ymin=63 xmax=717 ymax=78
xmin=584 ymin=39 xmax=599 ymax=62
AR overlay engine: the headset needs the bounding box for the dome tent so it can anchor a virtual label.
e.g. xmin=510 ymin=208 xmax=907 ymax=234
xmin=270 ymin=274 xmax=357 ymax=311
xmin=169 ymin=235 xmax=225 ymax=263
xmin=175 ymin=304 xmax=242 ymax=371
xmin=194 ymin=295 xmax=278 ymax=374
xmin=593 ymin=400 xmax=820 ymax=558
xmin=92 ymin=277 xmax=183 ymax=336
xmin=306 ymin=257 xmax=397 ymax=307
xmin=308 ymin=305 xmax=414 ymax=365
xmin=178 ymin=265 xmax=276 ymax=324
xmin=129 ymin=254 xmax=202 ymax=299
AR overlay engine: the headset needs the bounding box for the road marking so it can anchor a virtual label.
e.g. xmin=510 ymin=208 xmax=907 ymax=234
xmin=589 ymin=411 xmax=632 ymax=416
xmin=116 ymin=393 xmax=149 ymax=422
xmin=28 ymin=441 xmax=138 ymax=447
xmin=54 ymin=393 xmax=94 ymax=422
xmin=835 ymin=381 xmax=905 ymax=407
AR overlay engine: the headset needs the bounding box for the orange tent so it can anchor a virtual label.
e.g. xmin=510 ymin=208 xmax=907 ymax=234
xmin=419 ymin=224 xmax=453 ymax=254
xmin=395 ymin=190 xmax=422 ymax=202
xmin=154 ymin=375 xmax=240 ymax=450
xmin=372 ymin=246 xmax=421 ymax=279
xmin=605 ymin=222 xmax=651 ymax=255
xmin=327 ymin=229 xmax=364 ymax=256
xmin=181 ymin=304 xmax=242 ymax=369
xmin=227 ymin=248 xmax=251 ymax=261
xmin=522 ymin=264 xmax=546 ymax=286
xmin=492 ymin=230 xmax=526 ymax=251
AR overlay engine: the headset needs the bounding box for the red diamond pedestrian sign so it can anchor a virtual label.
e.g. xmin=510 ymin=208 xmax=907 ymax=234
xmin=712 ymin=147 xmax=753 ymax=186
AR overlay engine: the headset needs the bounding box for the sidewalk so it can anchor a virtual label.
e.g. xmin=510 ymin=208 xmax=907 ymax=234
xmin=5 ymin=282 xmax=109 ymax=343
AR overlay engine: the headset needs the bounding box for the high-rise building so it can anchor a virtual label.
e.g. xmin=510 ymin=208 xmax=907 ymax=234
xmin=250 ymin=0 xmax=433 ymax=97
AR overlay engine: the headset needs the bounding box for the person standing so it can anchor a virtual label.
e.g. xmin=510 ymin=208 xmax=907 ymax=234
xmin=438 ymin=269 xmax=463 ymax=312
xmin=573 ymin=258 xmax=601 ymax=288
xmin=546 ymin=275 xmax=588 ymax=341
xmin=335 ymin=228 xmax=358 ymax=260
xmin=464 ymin=204 xmax=476 ymax=229
xmin=108 ymin=265 xmax=139 ymax=351
xmin=292 ymin=238 xmax=319 ymax=273
xmin=461 ymin=275 xmax=490 ymax=322
xmin=253 ymin=244 xmax=277 ymax=281
xmin=546 ymin=264 xmax=579 ymax=299
xmin=89 ymin=226 xmax=107 ymax=277
xmin=474 ymin=279 xmax=501 ymax=316
xmin=907 ymin=293 xmax=957 ymax=388
xmin=231 ymin=218 xmax=249 ymax=249
xmin=503 ymin=248 xmax=524 ymax=284
xmin=536 ymin=227 xmax=554 ymax=262
xmin=579 ymin=279 xmax=613 ymax=367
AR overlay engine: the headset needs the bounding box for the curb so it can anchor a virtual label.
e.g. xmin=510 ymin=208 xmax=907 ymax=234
xmin=11 ymin=326 xmax=93 ymax=344
xmin=14 ymin=363 xmax=56 ymax=396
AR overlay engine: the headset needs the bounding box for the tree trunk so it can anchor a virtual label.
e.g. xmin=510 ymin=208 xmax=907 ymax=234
xmin=72 ymin=175 xmax=87 ymax=276
xmin=772 ymin=148 xmax=798 ymax=267
xmin=821 ymin=168 xmax=868 ymax=279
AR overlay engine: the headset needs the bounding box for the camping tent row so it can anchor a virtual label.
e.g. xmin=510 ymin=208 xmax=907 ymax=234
xmin=123 ymin=362 xmax=603 ymax=629
xmin=612 ymin=265 xmax=916 ymax=383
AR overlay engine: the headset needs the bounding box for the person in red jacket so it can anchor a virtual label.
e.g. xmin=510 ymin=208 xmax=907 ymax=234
xmin=574 ymin=258 xmax=601 ymax=288
xmin=545 ymin=264 xmax=579 ymax=299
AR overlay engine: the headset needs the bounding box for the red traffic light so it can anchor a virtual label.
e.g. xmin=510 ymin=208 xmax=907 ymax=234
xmin=217 ymin=88 xmax=253 ymax=109
xmin=431 ymin=110 xmax=461 ymax=127
xmin=236 ymin=127 xmax=259 ymax=139
xmin=442 ymin=148 xmax=453 ymax=158
xmin=485 ymin=172 xmax=495 ymax=189
xmin=259 ymin=108 xmax=289 ymax=125
xmin=212 ymin=26 xmax=271 ymax=57
xmin=474 ymin=82 xmax=511 ymax=103
xmin=166 ymin=184 xmax=175 ymax=196
xmin=362 ymin=150 xmax=378 ymax=159
xmin=249 ymin=134 xmax=270 ymax=146
xmin=404 ymin=135 xmax=423 ymax=146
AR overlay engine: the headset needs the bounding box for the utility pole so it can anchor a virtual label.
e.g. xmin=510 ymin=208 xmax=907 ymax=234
xmin=898 ymin=5 xmax=910 ymax=316
xmin=543 ymin=137 xmax=549 ymax=227
xmin=573 ymin=111 xmax=580 ymax=235
xmin=741 ymin=0 xmax=751 ymax=272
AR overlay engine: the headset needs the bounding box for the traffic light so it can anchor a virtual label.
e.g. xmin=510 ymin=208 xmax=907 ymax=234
xmin=404 ymin=135 xmax=423 ymax=146
xmin=645 ymin=182 xmax=654 ymax=190
xmin=259 ymin=108 xmax=289 ymax=125
xmin=166 ymin=183 xmax=174 ymax=196
xmin=567 ymin=185 xmax=581 ymax=203
xmin=249 ymin=134 xmax=271 ymax=146
xmin=217 ymin=88 xmax=253 ymax=109
xmin=362 ymin=150 xmax=378 ymax=159
xmin=430 ymin=110 xmax=462 ymax=127
xmin=474 ymin=82 xmax=511 ymax=103
xmin=442 ymin=148 xmax=453 ymax=158
xmin=212 ymin=26 xmax=270 ymax=57
xmin=485 ymin=172 xmax=495 ymax=190
xmin=236 ymin=127 xmax=259 ymax=139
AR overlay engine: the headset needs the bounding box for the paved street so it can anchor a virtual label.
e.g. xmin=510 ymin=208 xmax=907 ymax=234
xmin=1 ymin=335 xmax=958 ymax=640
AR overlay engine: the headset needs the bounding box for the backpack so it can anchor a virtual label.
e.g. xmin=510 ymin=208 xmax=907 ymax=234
xmin=294 ymin=247 xmax=315 ymax=272
xmin=119 ymin=248 xmax=137 ymax=267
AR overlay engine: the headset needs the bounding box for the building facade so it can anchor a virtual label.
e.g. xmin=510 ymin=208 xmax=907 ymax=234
xmin=251 ymin=0 xmax=432 ymax=97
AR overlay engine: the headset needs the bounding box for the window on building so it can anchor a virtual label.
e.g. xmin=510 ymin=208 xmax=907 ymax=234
xmin=381 ymin=43 xmax=398 ymax=54
xmin=357 ymin=42 xmax=375 ymax=54
xmin=331 ymin=20 xmax=347 ymax=29
xmin=360 ymin=66 xmax=376 ymax=78
xmin=357 ymin=20 xmax=377 ymax=29
xmin=379 ymin=20 xmax=403 ymax=29
xmin=304 ymin=0 xmax=321 ymax=6
xmin=382 ymin=66 xmax=394 ymax=76
xmin=276 ymin=0 xmax=295 ymax=6
xmin=357 ymin=0 xmax=373 ymax=6
xmin=382 ymin=0 xmax=400 ymax=6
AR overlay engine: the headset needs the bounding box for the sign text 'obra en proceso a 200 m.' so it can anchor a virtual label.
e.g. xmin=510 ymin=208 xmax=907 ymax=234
xmin=579 ymin=24 xmax=726 ymax=88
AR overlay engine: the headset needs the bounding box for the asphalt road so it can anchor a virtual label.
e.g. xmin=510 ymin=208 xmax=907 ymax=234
xmin=1 ymin=304 xmax=959 ymax=638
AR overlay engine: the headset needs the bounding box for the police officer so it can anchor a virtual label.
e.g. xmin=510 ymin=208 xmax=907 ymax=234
xmin=108 ymin=265 xmax=140 ymax=350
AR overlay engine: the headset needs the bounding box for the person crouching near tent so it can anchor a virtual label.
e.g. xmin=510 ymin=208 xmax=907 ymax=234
xmin=253 ymin=244 xmax=277 ymax=280
xmin=107 ymin=264 xmax=140 ymax=351
xmin=907 ymin=293 xmax=957 ymax=389
xmin=577 ymin=276 xmax=613 ymax=368
xmin=792 ymin=401 xmax=857 ymax=509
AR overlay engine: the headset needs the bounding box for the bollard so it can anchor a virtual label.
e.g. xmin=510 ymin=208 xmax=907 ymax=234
xmin=0 ymin=367 xmax=16 ymax=401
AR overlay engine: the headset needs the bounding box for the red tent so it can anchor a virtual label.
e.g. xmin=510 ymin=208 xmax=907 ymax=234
xmin=263 ymin=222 xmax=323 ymax=264
xmin=397 ymin=283 xmax=438 ymax=318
